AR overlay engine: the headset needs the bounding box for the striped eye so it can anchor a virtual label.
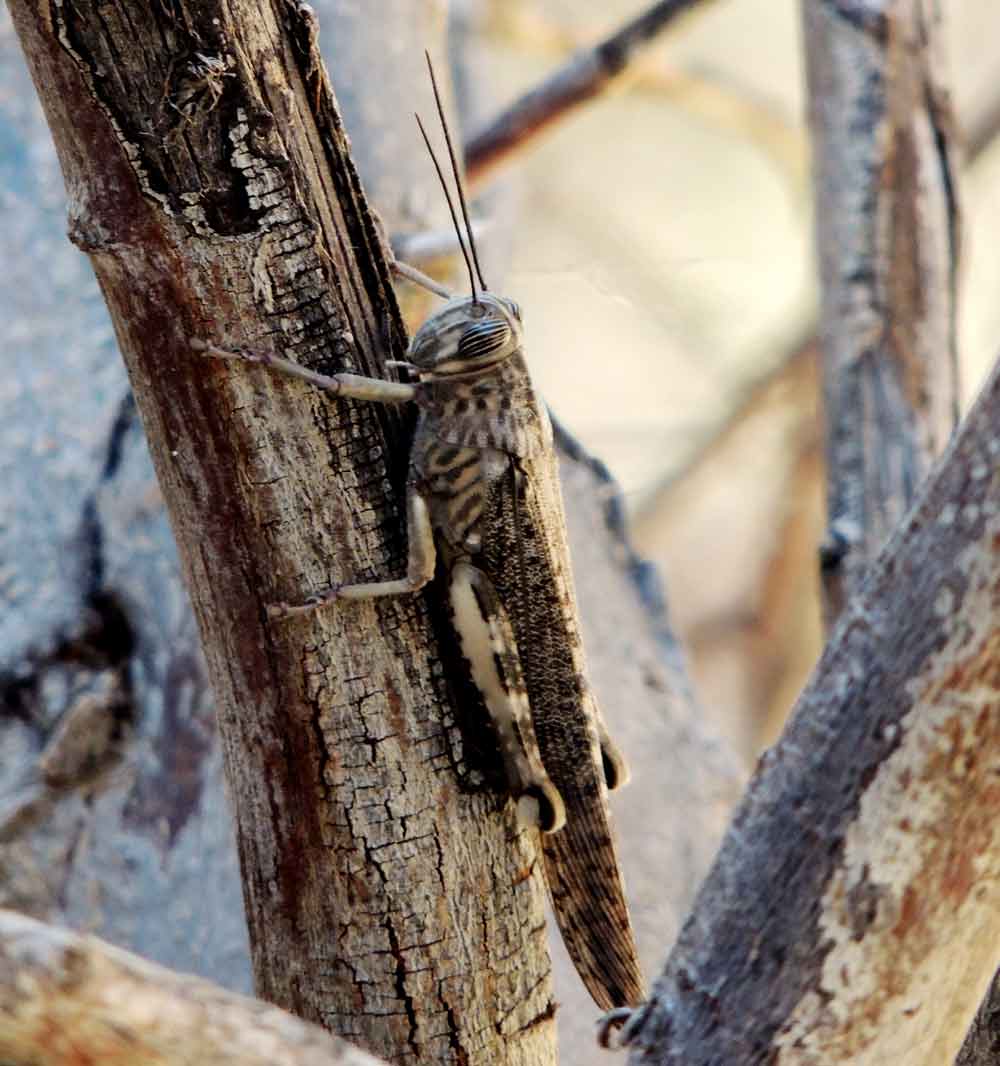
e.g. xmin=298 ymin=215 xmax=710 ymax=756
xmin=457 ymin=317 xmax=512 ymax=362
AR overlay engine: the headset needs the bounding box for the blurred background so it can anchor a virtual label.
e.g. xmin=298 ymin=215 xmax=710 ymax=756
xmin=463 ymin=0 xmax=1000 ymax=758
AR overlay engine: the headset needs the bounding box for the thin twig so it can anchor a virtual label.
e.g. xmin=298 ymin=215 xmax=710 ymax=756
xmin=490 ymin=8 xmax=805 ymax=189
xmin=465 ymin=0 xmax=720 ymax=186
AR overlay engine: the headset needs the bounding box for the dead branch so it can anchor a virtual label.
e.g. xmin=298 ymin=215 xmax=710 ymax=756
xmin=0 ymin=909 xmax=386 ymax=1066
xmin=802 ymin=0 xmax=961 ymax=627
xmin=465 ymin=0 xmax=720 ymax=186
xmin=621 ymin=351 xmax=1000 ymax=1063
xmin=487 ymin=6 xmax=805 ymax=189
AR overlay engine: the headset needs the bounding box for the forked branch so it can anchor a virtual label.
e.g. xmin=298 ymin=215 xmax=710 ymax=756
xmin=623 ymin=352 xmax=1000 ymax=1064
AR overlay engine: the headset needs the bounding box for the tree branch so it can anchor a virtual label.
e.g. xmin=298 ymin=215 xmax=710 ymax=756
xmin=465 ymin=0 xmax=719 ymax=186
xmin=0 ymin=909 xmax=386 ymax=1066
xmin=802 ymin=0 xmax=961 ymax=627
xmin=6 ymin=2 xmax=554 ymax=1062
xmin=621 ymin=351 xmax=1000 ymax=1063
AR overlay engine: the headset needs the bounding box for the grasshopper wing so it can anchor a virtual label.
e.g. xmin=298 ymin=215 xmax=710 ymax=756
xmin=481 ymin=443 xmax=645 ymax=1011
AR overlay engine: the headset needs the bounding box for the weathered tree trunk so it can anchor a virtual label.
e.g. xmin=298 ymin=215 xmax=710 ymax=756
xmin=802 ymin=0 xmax=961 ymax=627
xmin=0 ymin=11 xmax=253 ymax=997
xmin=5 ymin=2 xmax=555 ymax=1063
xmin=622 ymin=353 xmax=1000 ymax=1064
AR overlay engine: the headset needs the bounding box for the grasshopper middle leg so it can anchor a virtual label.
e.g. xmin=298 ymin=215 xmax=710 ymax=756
xmin=270 ymin=488 xmax=436 ymax=619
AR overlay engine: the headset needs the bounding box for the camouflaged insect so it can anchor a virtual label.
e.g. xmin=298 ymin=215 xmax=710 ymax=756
xmin=197 ymin=55 xmax=645 ymax=1016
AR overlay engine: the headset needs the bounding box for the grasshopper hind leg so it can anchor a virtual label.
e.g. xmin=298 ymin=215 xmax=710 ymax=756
xmin=517 ymin=784 xmax=563 ymax=835
xmin=269 ymin=488 xmax=436 ymax=618
xmin=449 ymin=560 xmax=566 ymax=834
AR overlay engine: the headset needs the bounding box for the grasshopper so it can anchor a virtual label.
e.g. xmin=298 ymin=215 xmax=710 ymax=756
xmin=198 ymin=55 xmax=645 ymax=1015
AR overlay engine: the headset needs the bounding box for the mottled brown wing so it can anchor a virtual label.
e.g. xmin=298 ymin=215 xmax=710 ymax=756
xmin=480 ymin=440 xmax=645 ymax=1011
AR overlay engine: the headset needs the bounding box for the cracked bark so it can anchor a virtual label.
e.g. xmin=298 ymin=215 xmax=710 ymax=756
xmin=802 ymin=0 xmax=961 ymax=628
xmin=621 ymin=350 xmax=1000 ymax=1064
xmin=5 ymin=2 xmax=556 ymax=1063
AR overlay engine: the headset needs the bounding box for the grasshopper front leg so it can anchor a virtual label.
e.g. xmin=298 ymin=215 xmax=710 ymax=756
xmin=193 ymin=338 xmax=416 ymax=405
xmin=195 ymin=338 xmax=428 ymax=617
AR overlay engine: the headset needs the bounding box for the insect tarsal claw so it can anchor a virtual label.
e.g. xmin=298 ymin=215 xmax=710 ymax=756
xmin=595 ymin=1006 xmax=637 ymax=1051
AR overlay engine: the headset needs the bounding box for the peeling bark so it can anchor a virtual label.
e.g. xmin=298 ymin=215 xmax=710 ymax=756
xmin=623 ymin=354 xmax=1000 ymax=1064
xmin=0 ymin=909 xmax=387 ymax=1066
xmin=802 ymin=0 xmax=961 ymax=626
xmin=800 ymin=9 xmax=1000 ymax=1062
xmin=5 ymin=2 xmax=555 ymax=1063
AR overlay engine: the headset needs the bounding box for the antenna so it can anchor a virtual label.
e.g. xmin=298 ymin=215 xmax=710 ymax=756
xmin=423 ymin=50 xmax=488 ymax=293
xmin=414 ymin=113 xmax=478 ymax=303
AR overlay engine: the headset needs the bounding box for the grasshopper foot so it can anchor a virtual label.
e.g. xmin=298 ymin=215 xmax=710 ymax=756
xmin=596 ymin=1007 xmax=633 ymax=1050
xmin=592 ymin=724 xmax=631 ymax=793
xmin=190 ymin=337 xmax=258 ymax=363
xmin=267 ymin=587 xmax=341 ymax=621
xmin=596 ymin=1003 xmax=648 ymax=1050
xmin=600 ymin=733 xmax=631 ymax=791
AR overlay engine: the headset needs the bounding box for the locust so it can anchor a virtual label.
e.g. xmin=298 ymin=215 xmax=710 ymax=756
xmin=197 ymin=55 xmax=646 ymax=1017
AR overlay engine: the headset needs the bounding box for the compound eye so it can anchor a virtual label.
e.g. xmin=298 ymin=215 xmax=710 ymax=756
xmin=457 ymin=317 xmax=511 ymax=362
xmin=503 ymin=298 xmax=522 ymax=322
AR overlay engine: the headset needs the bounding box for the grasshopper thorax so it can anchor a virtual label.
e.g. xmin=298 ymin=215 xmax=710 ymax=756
xmin=408 ymin=292 xmax=523 ymax=379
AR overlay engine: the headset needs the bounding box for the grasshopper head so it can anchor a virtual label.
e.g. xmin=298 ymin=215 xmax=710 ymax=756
xmin=407 ymin=292 xmax=523 ymax=378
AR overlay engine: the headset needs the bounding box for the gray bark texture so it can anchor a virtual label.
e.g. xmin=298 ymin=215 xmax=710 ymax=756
xmin=958 ymin=983 xmax=1000 ymax=1066
xmin=801 ymin=8 xmax=1000 ymax=1063
xmin=0 ymin=908 xmax=389 ymax=1066
xmin=621 ymin=352 xmax=1000 ymax=1064
xmin=0 ymin=10 xmax=254 ymax=993
xmin=802 ymin=0 xmax=961 ymax=627
xmin=1 ymin=3 xmax=736 ymax=1065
